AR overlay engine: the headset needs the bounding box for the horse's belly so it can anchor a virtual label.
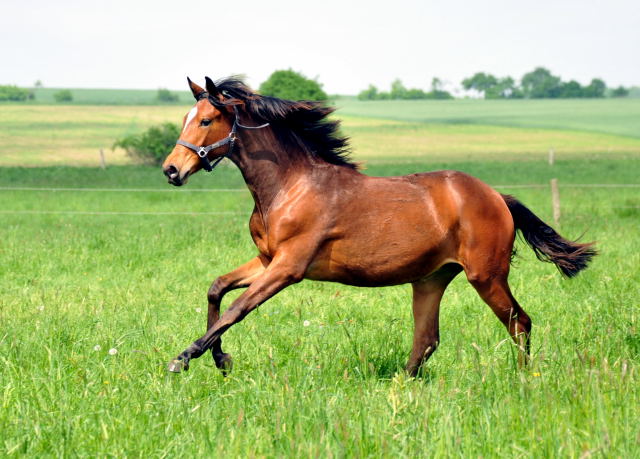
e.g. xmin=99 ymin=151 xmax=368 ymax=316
xmin=305 ymin=232 xmax=453 ymax=287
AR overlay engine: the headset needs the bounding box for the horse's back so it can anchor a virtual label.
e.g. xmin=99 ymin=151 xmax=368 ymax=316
xmin=304 ymin=169 xmax=514 ymax=286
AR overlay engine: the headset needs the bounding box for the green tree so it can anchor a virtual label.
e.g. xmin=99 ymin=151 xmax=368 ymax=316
xmin=113 ymin=123 xmax=181 ymax=165
xmin=521 ymin=67 xmax=562 ymax=98
xmin=53 ymin=89 xmax=73 ymax=103
xmin=560 ymin=80 xmax=584 ymax=98
xmin=358 ymin=84 xmax=379 ymax=100
xmin=0 ymin=85 xmax=31 ymax=101
xmin=426 ymin=77 xmax=453 ymax=99
xmin=462 ymin=72 xmax=499 ymax=96
xmin=259 ymin=69 xmax=327 ymax=101
xmin=405 ymin=88 xmax=428 ymax=99
xmin=611 ymin=85 xmax=629 ymax=97
xmin=390 ymin=79 xmax=408 ymax=99
xmin=583 ymin=78 xmax=606 ymax=98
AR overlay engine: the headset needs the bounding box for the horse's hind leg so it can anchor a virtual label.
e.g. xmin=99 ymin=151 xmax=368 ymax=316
xmin=406 ymin=263 xmax=462 ymax=377
xmin=204 ymin=256 xmax=267 ymax=371
xmin=466 ymin=270 xmax=532 ymax=366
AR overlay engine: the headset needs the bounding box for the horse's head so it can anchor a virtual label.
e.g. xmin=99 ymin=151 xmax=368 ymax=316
xmin=162 ymin=77 xmax=235 ymax=186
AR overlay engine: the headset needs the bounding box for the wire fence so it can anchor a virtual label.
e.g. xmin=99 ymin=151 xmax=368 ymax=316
xmin=1 ymin=182 xmax=637 ymax=218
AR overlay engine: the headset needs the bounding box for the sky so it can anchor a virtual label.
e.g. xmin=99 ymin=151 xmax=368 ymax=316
xmin=1 ymin=0 xmax=639 ymax=95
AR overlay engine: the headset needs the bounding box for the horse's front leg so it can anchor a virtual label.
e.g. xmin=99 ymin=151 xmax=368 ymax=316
xmin=205 ymin=256 xmax=268 ymax=372
xmin=168 ymin=250 xmax=309 ymax=373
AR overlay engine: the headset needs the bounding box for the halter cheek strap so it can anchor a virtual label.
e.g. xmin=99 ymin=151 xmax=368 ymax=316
xmin=175 ymin=105 xmax=269 ymax=173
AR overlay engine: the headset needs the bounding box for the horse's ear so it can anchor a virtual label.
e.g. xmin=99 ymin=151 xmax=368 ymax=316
xmin=187 ymin=77 xmax=207 ymax=101
xmin=205 ymin=77 xmax=220 ymax=97
xmin=205 ymin=76 xmax=243 ymax=106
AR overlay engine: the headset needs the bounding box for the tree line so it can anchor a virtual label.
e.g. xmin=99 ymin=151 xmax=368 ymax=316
xmin=358 ymin=78 xmax=453 ymax=100
xmin=358 ymin=67 xmax=631 ymax=101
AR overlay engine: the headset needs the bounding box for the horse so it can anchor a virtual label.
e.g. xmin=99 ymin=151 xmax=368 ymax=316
xmin=162 ymin=76 xmax=596 ymax=376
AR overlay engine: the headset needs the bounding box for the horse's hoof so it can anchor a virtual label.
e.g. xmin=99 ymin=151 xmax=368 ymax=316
xmin=167 ymin=358 xmax=189 ymax=373
xmin=215 ymin=353 xmax=233 ymax=375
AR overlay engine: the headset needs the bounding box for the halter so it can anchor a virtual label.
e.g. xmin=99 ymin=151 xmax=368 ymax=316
xmin=175 ymin=100 xmax=269 ymax=172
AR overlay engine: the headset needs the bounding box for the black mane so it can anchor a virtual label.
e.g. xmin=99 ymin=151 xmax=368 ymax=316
xmin=214 ymin=77 xmax=356 ymax=169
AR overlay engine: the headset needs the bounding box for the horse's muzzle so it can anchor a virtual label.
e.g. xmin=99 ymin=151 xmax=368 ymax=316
xmin=163 ymin=165 xmax=184 ymax=186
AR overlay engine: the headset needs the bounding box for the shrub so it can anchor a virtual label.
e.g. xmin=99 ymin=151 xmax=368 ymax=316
xmin=113 ymin=123 xmax=181 ymax=165
xmin=53 ymin=90 xmax=73 ymax=103
xmin=0 ymin=85 xmax=31 ymax=101
xmin=157 ymin=88 xmax=179 ymax=102
xmin=259 ymin=69 xmax=328 ymax=101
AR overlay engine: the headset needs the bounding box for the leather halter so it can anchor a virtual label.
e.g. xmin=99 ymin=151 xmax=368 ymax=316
xmin=175 ymin=96 xmax=269 ymax=172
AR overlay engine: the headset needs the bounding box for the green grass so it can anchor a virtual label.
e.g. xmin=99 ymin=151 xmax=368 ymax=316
xmin=1 ymin=163 xmax=639 ymax=456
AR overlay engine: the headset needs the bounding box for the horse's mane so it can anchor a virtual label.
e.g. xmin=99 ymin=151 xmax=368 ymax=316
xmin=214 ymin=77 xmax=357 ymax=169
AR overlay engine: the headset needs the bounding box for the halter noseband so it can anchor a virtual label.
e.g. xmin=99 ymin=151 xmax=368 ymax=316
xmin=175 ymin=99 xmax=269 ymax=172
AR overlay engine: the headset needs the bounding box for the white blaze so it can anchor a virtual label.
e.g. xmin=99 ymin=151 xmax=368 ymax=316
xmin=183 ymin=106 xmax=198 ymax=133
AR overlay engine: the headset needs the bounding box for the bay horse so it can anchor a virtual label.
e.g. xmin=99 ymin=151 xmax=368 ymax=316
xmin=162 ymin=76 xmax=596 ymax=376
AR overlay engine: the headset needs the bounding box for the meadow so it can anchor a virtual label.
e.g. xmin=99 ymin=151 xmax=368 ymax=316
xmin=0 ymin=97 xmax=639 ymax=456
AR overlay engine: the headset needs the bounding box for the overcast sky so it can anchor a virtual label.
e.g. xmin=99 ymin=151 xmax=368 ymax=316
xmin=1 ymin=0 xmax=638 ymax=94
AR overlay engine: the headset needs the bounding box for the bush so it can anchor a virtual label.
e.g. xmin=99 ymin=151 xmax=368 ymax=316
xmin=157 ymin=88 xmax=179 ymax=102
xmin=259 ymin=69 xmax=328 ymax=101
xmin=53 ymin=90 xmax=73 ymax=103
xmin=113 ymin=123 xmax=181 ymax=165
xmin=0 ymin=85 xmax=31 ymax=101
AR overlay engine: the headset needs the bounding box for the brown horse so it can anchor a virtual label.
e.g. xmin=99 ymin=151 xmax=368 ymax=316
xmin=162 ymin=76 xmax=596 ymax=376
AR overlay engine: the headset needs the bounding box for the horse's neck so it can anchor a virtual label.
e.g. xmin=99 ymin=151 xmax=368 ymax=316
xmin=231 ymin=134 xmax=308 ymax=213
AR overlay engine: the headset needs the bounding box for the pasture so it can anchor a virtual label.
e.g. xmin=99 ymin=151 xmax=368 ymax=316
xmin=1 ymin=98 xmax=639 ymax=456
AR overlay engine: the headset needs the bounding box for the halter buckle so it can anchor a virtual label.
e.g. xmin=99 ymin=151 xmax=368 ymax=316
xmin=197 ymin=147 xmax=208 ymax=158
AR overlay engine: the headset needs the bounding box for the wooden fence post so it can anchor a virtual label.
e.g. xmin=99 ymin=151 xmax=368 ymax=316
xmin=550 ymin=178 xmax=560 ymax=226
xmin=99 ymin=149 xmax=106 ymax=170
xmin=548 ymin=147 xmax=555 ymax=166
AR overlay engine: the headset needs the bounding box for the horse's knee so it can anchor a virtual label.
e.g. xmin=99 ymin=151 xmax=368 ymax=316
xmin=207 ymin=277 xmax=227 ymax=304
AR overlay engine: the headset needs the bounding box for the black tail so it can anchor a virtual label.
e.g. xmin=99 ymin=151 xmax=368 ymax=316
xmin=502 ymin=194 xmax=597 ymax=278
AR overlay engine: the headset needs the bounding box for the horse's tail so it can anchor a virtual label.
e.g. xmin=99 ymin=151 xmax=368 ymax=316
xmin=501 ymin=194 xmax=596 ymax=278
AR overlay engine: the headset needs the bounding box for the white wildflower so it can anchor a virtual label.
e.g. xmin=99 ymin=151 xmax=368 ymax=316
xmin=303 ymin=320 xmax=311 ymax=327
xmin=108 ymin=348 xmax=118 ymax=355
xmin=94 ymin=345 xmax=101 ymax=351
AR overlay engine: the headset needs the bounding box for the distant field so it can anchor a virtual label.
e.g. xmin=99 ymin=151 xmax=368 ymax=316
xmin=338 ymin=98 xmax=640 ymax=139
xmin=1 ymin=100 xmax=639 ymax=167
xmin=26 ymin=87 xmax=194 ymax=105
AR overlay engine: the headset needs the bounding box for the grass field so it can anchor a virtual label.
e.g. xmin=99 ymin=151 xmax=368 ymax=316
xmin=1 ymin=98 xmax=640 ymax=166
xmin=1 ymin=98 xmax=639 ymax=456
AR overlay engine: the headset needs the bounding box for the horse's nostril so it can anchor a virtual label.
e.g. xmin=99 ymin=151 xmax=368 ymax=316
xmin=164 ymin=165 xmax=178 ymax=178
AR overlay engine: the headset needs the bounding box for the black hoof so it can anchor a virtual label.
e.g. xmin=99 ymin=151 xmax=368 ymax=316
xmin=167 ymin=358 xmax=189 ymax=373
xmin=214 ymin=353 xmax=233 ymax=375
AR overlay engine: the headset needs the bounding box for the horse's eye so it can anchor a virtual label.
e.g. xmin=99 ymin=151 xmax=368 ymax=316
xmin=200 ymin=119 xmax=212 ymax=127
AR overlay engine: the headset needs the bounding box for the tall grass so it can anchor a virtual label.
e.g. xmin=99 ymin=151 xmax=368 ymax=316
xmin=1 ymin=164 xmax=638 ymax=456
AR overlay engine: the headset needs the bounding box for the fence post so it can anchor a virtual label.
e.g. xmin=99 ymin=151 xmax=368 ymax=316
xmin=99 ymin=149 xmax=106 ymax=170
xmin=548 ymin=147 xmax=555 ymax=166
xmin=550 ymin=178 xmax=560 ymax=226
